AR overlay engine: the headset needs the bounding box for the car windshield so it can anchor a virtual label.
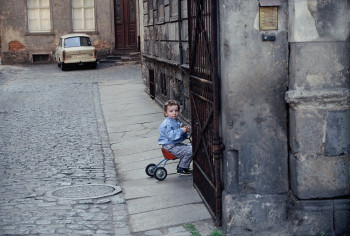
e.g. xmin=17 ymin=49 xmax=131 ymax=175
xmin=64 ymin=37 xmax=92 ymax=48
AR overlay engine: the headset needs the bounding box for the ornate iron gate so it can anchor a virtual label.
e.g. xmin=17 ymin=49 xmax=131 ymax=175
xmin=188 ymin=0 xmax=223 ymax=225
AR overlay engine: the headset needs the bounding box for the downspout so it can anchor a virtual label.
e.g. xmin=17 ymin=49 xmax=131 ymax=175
xmin=178 ymin=0 xmax=183 ymax=74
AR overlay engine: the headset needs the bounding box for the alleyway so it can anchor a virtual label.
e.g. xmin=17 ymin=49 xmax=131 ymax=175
xmin=0 ymin=64 xmax=134 ymax=235
xmin=0 ymin=64 xmax=215 ymax=235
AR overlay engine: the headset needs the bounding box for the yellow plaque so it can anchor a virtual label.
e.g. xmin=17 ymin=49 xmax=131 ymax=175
xmin=259 ymin=6 xmax=278 ymax=30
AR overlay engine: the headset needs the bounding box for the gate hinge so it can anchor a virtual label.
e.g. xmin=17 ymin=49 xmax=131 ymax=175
xmin=213 ymin=138 xmax=225 ymax=154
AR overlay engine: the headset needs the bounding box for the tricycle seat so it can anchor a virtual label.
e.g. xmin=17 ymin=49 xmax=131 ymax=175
xmin=161 ymin=148 xmax=177 ymax=160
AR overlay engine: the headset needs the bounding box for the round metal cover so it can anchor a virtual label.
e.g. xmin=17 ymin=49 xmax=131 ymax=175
xmin=51 ymin=184 xmax=122 ymax=200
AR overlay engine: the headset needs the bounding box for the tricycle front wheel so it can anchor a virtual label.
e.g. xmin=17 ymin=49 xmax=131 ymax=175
xmin=145 ymin=163 xmax=156 ymax=177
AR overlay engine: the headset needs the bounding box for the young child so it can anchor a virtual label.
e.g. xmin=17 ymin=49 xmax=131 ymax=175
xmin=158 ymin=100 xmax=193 ymax=175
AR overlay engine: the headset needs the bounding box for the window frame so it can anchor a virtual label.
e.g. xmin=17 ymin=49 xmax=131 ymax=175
xmin=71 ymin=0 xmax=96 ymax=32
xmin=26 ymin=0 xmax=52 ymax=33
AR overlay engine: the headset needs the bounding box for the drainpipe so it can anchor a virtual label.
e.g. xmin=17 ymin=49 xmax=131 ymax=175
xmin=178 ymin=0 xmax=183 ymax=73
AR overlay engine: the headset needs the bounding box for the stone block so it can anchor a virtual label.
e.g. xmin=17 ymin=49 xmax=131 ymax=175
xmin=222 ymin=192 xmax=288 ymax=235
xmin=290 ymin=154 xmax=350 ymax=199
xmin=289 ymin=107 xmax=326 ymax=157
xmin=289 ymin=42 xmax=350 ymax=90
xmin=165 ymin=5 xmax=169 ymax=22
xmin=289 ymin=196 xmax=334 ymax=236
xmin=2 ymin=51 xmax=30 ymax=65
xmin=168 ymin=42 xmax=179 ymax=61
xmin=159 ymin=41 xmax=167 ymax=59
xmin=334 ymin=199 xmax=350 ymax=234
xmin=325 ymin=110 xmax=350 ymax=156
xmin=181 ymin=0 xmax=188 ymax=19
xmin=181 ymin=19 xmax=188 ymax=41
xmin=288 ymin=0 xmax=350 ymax=42
xmin=237 ymin=140 xmax=289 ymax=194
xmin=168 ymin=22 xmax=178 ymax=41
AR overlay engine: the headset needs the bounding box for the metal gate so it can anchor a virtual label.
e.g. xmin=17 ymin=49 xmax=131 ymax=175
xmin=188 ymin=0 xmax=223 ymax=225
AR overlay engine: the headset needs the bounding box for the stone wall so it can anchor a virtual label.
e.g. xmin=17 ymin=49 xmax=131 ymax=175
xmin=286 ymin=0 xmax=350 ymax=234
xmin=0 ymin=0 xmax=114 ymax=64
xmin=219 ymin=0 xmax=290 ymax=234
xmin=141 ymin=0 xmax=191 ymax=121
xmin=141 ymin=0 xmax=350 ymax=234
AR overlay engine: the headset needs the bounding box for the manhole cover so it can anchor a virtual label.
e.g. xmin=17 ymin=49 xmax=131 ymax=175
xmin=50 ymin=184 xmax=122 ymax=200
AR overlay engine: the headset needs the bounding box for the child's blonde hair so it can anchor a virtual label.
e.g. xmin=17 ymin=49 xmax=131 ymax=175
xmin=163 ymin=100 xmax=180 ymax=117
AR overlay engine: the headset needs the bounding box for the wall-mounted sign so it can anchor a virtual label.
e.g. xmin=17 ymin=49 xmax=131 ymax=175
xmin=260 ymin=6 xmax=278 ymax=30
xmin=259 ymin=0 xmax=280 ymax=31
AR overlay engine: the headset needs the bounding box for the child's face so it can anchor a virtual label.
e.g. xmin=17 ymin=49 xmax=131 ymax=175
xmin=165 ymin=105 xmax=179 ymax=119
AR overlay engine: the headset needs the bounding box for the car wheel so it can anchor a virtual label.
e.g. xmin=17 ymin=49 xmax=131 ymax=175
xmin=90 ymin=62 xmax=97 ymax=69
xmin=61 ymin=63 xmax=67 ymax=71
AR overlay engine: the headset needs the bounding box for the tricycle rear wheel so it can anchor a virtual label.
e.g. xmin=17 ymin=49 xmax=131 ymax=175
xmin=154 ymin=167 xmax=167 ymax=181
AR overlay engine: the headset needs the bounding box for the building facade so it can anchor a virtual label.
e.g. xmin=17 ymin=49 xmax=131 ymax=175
xmin=140 ymin=0 xmax=191 ymax=122
xmin=141 ymin=0 xmax=350 ymax=235
xmin=0 ymin=0 xmax=140 ymax=64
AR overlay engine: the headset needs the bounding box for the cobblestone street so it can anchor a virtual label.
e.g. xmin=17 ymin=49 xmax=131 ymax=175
xmin=0 ymin=64 xmax=138 ymax=235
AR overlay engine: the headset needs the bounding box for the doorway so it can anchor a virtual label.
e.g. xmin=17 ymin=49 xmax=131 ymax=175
xmin=114 ymin=0 xmax=137 ymax=49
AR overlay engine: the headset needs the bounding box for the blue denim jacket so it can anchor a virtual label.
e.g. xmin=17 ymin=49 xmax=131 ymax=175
xmin=158 ymin=117 xmax=188 ymax=145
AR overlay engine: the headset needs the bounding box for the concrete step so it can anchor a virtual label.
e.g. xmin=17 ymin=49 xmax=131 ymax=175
xmin=115 ymin=60 xmax=140 ymax=66
xmin=113 ymin=49 xmax=139 ymax=55
xmin=100 ymin=51 xmax=140 ymax=64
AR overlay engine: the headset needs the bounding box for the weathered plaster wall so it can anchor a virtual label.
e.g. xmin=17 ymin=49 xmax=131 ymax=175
xmin=220 ymin=1 xmax=289 ymax=234
xmin=141 ymin=0 xmax=191 ymax=120
xmin=286 ymin=0 xmax=350 ymax=234
xmin=0 ymin=0 xmax=114 ymax=64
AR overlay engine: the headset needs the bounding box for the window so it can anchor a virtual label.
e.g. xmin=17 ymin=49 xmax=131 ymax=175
xmin=72 ymin=0 xmax=95 ymax=32
xmin=27 ymin=0 xmax=51 ymax=32
xmin=64 ymin=37 xmax=92 ymax=47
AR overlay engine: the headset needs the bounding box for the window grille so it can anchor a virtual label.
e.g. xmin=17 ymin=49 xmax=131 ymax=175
xmin=129 ymin=0 xmax=136 ymax=21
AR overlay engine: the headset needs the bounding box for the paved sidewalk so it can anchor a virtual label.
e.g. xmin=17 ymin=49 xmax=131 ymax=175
xmin=99 ymin=65 xmax=217 ymax=235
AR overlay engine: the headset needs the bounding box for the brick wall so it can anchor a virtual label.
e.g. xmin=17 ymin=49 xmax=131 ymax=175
xmin=9 ymin=41 xmax=26 ymax=52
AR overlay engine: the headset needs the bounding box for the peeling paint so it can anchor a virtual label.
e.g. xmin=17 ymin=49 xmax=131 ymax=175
xmin=293 ymin=1 xmax=319 ymax=41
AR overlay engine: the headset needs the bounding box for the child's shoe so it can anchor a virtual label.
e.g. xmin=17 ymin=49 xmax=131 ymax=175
xmin=177 ymin=167 xmax=193 ymax=175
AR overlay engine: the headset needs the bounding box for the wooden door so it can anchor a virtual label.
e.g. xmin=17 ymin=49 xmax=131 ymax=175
xmin=188 ymin=0 xmax=223 ymax=225
xmin=114 ymin=0 xmax=137 ymax=49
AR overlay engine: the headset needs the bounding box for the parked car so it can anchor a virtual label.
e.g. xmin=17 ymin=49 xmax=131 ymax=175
xmin=55 ymin=33 xmax=97 ymax=71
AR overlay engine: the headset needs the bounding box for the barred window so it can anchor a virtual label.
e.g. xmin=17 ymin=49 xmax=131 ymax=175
xmin=27 ymin=0 xmax=51 ymax=32
xmin=160 ymin=73 xmax=167 ymax=96
xmin=72 ymin=0 xmax=95 ymax=32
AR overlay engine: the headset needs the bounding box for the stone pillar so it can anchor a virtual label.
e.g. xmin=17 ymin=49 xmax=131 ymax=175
xmin=220 ymin=0 xmax=290 ymax=234
xmin=286 ymin=0 xmax=350 ymax=235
